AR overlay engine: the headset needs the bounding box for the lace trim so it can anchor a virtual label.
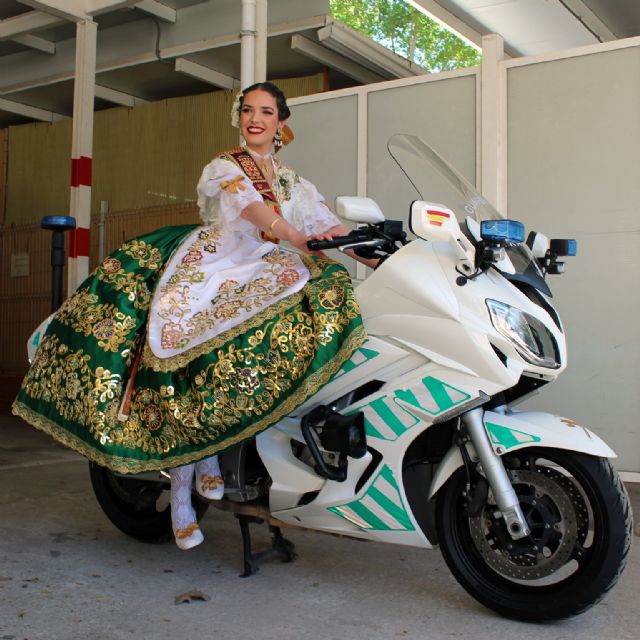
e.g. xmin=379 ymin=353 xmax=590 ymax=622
xmin=141 ymin=254 xmax=323 ymax=372
xmin=11 ymin=323 xmax=366 ymax=474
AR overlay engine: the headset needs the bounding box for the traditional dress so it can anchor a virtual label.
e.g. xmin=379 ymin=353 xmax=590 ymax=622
xmin=13 ymin=147 xmax=366 ymax=473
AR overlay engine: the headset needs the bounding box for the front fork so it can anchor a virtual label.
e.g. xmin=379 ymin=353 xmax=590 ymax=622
xmin=462 ymin=408 xmax=530 ymax=540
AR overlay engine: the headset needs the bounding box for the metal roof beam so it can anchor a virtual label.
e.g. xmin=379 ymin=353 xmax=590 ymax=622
xmin=174 ymin=58 xmax=238 ymax=90
xmin=17 ymin=0 xmax=90 ymax=22
xmin=0 ymin=16 xmax=328 ymax=94
xmin=0 ymin=10 xmax=65 ymax=39
xmin=405 ymin=1 xmax=483 ymax=50
xmin=135 ymin=0 xmax=177 ymax=23
xmin=95 ymin=84 xmax=147 ymax=106
xmin=11 ymin=34 xmax=56 ymax=53
xmin=291 ymin=34 xmax=385 ymax=85
xmin=558 ymin=0 xmax=617 ymax=42
xmin=0 ymin=96 xmax=64 ymax=122
xmin=317 ymin=22 xmax=426 ymax=78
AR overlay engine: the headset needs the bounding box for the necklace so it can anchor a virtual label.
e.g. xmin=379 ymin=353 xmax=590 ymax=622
xmin=246 ymin=147 xmax=282 ymax=203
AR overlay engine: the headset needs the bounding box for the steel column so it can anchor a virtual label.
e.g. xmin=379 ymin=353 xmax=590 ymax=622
xmin=67 ymin=19 xmax=97 ymax=293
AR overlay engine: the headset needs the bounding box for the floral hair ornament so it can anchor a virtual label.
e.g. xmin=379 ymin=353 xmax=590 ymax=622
xmin=230 ymin=89 xmax=242 ymax=128
xmin=275 ymin=125 xmax=294 ymax=153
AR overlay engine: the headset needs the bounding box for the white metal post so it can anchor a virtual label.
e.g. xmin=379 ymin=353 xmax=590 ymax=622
xmin=480 ymin=33 xmax=507 ymax=212
xmin=68 ymin=19 xmax=97 ymax=292
xmin=240 ymin=0 xmax=257 ymax=89
xmin=255 ymin=0 xmax=267 ymax=83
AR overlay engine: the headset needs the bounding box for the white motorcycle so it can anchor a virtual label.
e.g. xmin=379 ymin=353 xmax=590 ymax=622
xmin=89 ymin=134 xmax=632 ymax=622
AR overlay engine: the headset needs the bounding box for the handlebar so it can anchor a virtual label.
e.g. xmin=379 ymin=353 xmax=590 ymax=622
xmin=307 ymin=229 xmax=372 ymax=251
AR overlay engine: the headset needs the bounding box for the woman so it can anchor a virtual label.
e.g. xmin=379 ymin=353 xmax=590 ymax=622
xmin=13 ymin=82 xmax=371 ymax=550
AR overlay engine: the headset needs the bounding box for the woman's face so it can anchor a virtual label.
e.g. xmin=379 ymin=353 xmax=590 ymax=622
xmin=239 ymin=89 xmax=284 ymax=154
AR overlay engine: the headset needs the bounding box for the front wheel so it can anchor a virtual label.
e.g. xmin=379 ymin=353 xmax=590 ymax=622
xmin=436 ymin=448 xmax=632 ymax=621
xmin=89 ymin=462 xmax=209 ymax=543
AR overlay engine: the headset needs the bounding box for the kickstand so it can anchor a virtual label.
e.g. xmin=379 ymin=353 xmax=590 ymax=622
xmin=236 ymin=514 xmax=297 ymax=578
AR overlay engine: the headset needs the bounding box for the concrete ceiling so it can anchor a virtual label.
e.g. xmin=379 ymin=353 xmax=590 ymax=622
xmin=411 ymin=0 xmax=640 ymax=57
xmin=1 ymin=0 xmax=640 ymax=129
xmin=0 ymin=0 xmax=426 ymax=129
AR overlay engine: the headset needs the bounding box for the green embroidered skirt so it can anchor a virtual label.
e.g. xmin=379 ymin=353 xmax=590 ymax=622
xmin=12 ymin=225 xmax=366 ymax=473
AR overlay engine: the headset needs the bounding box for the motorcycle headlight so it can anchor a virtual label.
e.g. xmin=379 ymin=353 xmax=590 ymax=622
xmin=486 ymin=299 xmax=560 ymax=369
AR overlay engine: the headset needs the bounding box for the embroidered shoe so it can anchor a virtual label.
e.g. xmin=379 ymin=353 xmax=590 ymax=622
xmin=195 ymin=455 xmax=225 ymax=500
xmin=174 ymin=522 xmax=204 ymax=551
xmin=197 ymin=473 xmax=225 ymax=500
xmin=170 ymin=463 xmax=204 ymax=550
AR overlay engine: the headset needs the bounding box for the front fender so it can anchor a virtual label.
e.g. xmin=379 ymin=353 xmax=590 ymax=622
xmin=482 ymin=410 xmax=615 ymax=458
xmin=428 ymin=410 xmax=615 ymax=500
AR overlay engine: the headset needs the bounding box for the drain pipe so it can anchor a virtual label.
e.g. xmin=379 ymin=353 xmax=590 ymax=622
xmin=240 ymin=0 xmax=257 ymax=89
xmin=255 ymin=0 xmax=267 ymax=83
xmin=98 ymin=200 xmax=108 ymax=262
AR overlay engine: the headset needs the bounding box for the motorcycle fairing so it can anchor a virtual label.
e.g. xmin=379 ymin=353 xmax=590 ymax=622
xmin=261 ymin=365 xmax=491 ymax=549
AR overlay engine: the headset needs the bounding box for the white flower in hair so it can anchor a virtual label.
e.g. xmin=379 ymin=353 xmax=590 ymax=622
xmin=230 ymin=90 xmax=242 ymax=128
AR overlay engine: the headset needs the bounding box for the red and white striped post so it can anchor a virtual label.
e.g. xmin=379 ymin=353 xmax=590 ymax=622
xmin=67 ymin=19 xmax=97 ymax=293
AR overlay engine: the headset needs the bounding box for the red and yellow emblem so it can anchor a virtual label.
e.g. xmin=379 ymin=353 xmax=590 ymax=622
xmin=426 ymin=209 xmax=450 ymax=227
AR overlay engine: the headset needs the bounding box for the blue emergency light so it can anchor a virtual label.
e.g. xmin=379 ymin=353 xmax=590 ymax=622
xmin=480 ymin=219 xmax=525 ymax=244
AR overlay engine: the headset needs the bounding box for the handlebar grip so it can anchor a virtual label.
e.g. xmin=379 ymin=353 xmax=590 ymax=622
xmin=307 ymin=230 xmax=371 ymax=251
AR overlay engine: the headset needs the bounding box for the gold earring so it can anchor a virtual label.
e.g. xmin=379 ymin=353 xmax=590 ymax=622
xmin=274 ymin=127 xmax=283 ymax=149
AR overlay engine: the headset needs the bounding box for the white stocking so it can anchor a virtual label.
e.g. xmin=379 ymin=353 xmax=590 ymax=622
xmin=169 ymin=463 xmax=202 ymax=546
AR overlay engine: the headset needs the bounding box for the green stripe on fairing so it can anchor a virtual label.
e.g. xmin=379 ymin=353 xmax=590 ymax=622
xmin=367 ymin=485 xmax=413 ymax=529
xmin=486 ymin=422 xmax=542 ymax=450
xmin=345 ymin=501 xmax=391 ymax=530
xmin=328 ymin=464 xmax=415 ymax=531
xmin=367 ymin=397 xmax=417 ymax=437
xmin=359 ymin=376 xmax=471 ymax=442
xmin=334 ymin=346 xmax=380 ymax=378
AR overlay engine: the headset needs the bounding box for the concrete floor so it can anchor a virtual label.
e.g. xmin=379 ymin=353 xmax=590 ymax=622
xmin=1 ymin=415 xmax=638 ymax=640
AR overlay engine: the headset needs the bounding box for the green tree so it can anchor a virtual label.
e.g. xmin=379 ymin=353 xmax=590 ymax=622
xmin=329 ymin=0 xmax=481 ymax=72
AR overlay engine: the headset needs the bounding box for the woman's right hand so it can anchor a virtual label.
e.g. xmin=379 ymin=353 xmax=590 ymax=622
xmin=290 ymin=232 xmax=327 ymax=258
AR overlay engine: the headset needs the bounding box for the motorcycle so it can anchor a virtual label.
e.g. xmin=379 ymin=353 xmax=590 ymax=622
xmin=88 ymin=133 xmax=632 ymax=622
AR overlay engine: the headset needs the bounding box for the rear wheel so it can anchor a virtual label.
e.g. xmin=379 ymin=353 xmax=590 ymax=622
xmin=89 ymin=462 xmax=208 ymax=543
xmin=436 ymin=448 xmax=632 ymax=621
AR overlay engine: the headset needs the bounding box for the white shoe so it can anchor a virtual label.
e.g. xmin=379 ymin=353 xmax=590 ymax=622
xmin=195 ymin=455 xmax=225 ymax=500
xmin=174 ymin=522 xmax=204 ymax=550
xmin=170 ymin=463 xmax=204 ymax=550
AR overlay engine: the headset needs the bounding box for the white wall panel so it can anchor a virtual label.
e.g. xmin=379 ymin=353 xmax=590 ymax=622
xmin=507 ymin=47 xmax=640 ymax=471
xmin=367 ymin=75 xmax=477 ymax=223
xmin=282 ymin=94 xmax=358 ymax=209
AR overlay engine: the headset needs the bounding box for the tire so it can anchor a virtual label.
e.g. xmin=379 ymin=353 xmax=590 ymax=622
xmin=89 ymin=462 xmax=209 ymax=543
xmin=435 ymin=448 xmax=632 ymax=621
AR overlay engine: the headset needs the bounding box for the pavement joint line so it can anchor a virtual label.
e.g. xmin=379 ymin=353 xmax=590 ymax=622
xmin=0 ymin=457 xmax=85 ymax=471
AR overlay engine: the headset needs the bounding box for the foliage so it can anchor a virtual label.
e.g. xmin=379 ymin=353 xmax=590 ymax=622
xmin=329 ymin=0 xmax=481 ymax=72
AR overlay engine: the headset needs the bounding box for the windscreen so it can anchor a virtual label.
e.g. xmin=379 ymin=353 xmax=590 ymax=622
xmin=387 ymin=134 xmax=551 ymax=296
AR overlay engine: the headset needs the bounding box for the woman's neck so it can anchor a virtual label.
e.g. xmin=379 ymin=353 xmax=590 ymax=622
xmin=245 ymin=144 xmax=272 ymax=159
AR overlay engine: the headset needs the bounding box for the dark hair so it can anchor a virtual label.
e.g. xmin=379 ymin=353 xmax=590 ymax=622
xmin=239 ymin=82 xmax=291 ymax=120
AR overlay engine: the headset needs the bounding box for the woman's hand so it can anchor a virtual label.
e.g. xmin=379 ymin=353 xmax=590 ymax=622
xmin=290 ymin=232 xmax=328 ymax=258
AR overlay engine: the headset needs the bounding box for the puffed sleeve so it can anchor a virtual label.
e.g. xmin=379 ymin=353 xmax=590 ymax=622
xmin=289 ymin=176 xmax=342 ymax=235
xmin=196 ymin=158 xmax=263 ymax=231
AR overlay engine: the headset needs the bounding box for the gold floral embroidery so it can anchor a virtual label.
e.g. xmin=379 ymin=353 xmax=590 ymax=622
xmin=156 ymin=245 xmax=303 ymax=353
xmin=56 ymin=289 xmax=138 ymax=353
xmin=96 ymin=267 xmax=152 ymax=310
xmin=220 ymin=176 xmax=246 ymax=194
xmin=200 ymin=475 xmax=223 ymax=491
xmin=123 ymin=240 xmax=163 ymax=269
xmin=20 ymin=334 xmax=123 ymax=439
xmin=176 ymin=523 xmax=200 ymax=539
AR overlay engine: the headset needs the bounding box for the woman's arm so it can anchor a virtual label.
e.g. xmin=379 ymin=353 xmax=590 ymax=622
xmin=240 ymin=201 xmax=320 ymax=255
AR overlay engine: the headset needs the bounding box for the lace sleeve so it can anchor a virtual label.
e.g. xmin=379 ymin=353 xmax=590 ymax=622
xmin=196 ymin=158 xmax=263 ymax=231
xmin=289 ymin=176 xmax=342 ymax=235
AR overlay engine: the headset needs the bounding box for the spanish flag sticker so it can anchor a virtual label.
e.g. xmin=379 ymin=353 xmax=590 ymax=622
xmin=427 ymin=209 xmax=450 ymax=227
